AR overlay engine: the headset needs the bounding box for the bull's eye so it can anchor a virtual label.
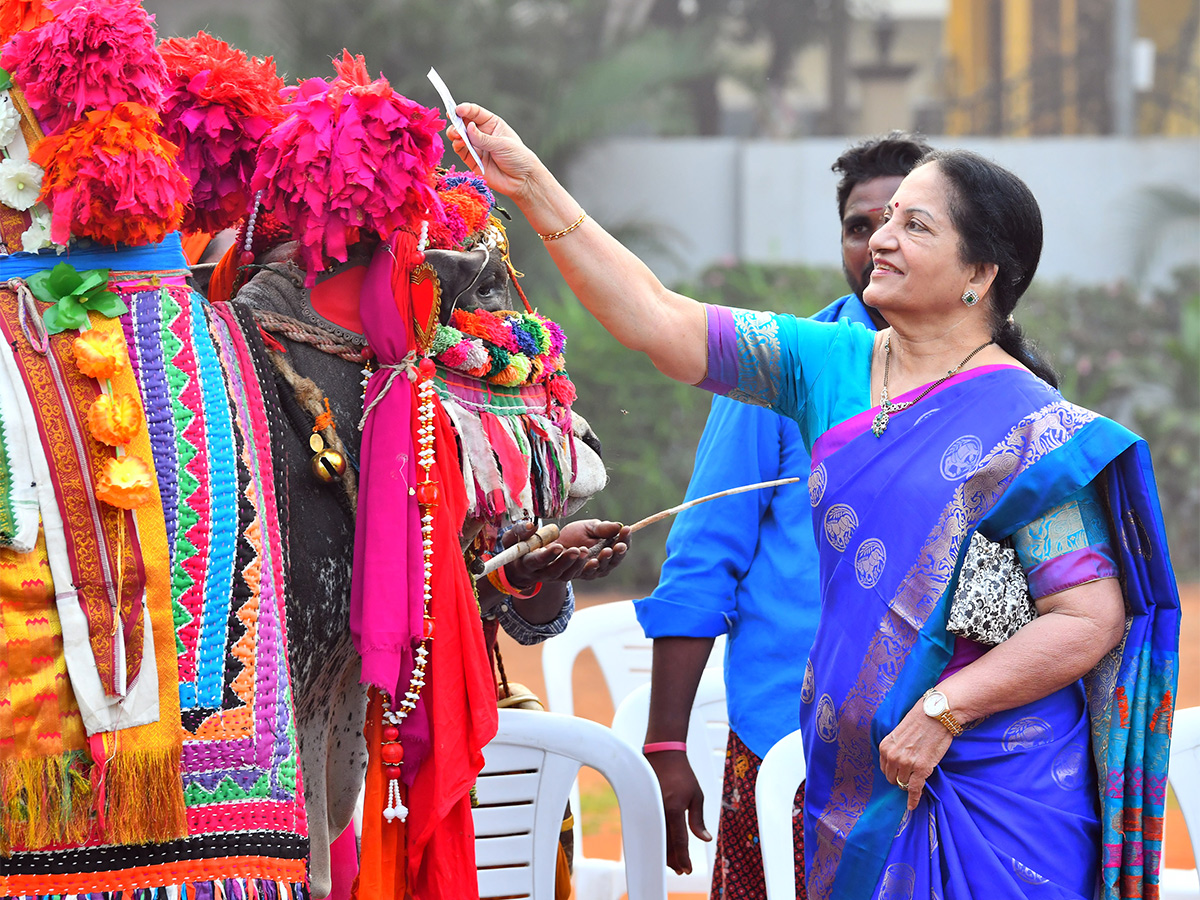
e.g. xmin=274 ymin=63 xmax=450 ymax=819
xmin=478 ymin=281 xmax=497 ymax=297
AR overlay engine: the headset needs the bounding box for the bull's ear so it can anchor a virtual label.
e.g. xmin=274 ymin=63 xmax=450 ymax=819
xmin=410 ymin=262 xmax=442 ymax=352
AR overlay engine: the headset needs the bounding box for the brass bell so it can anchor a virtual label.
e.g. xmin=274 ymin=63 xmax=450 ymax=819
xmin=311 ymin=448 xmax=347 ymax=483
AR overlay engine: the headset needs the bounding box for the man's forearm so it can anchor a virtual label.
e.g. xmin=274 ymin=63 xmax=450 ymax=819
xmin=645 ymin=636 xmax=717 ymax=743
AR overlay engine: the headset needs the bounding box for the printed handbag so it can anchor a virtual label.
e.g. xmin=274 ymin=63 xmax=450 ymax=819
xmin=947 ymin=532 xmax=1037 ymax=645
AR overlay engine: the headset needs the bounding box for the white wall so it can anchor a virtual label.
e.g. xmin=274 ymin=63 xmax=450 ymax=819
xmin=567 ymin=136 xmax=1200 ymax=288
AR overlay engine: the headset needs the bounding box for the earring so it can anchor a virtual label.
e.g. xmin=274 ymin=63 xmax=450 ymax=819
xmin=961 ymin=289 xmax=979 ymax=307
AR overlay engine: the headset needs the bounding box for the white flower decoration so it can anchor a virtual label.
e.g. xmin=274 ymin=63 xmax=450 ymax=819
xmin=0 ymin=93 xmax=20 ymax=148
xmin=21 ymin=204 xmax=60 ymax=254
xmin=0 ymin=159 xmax=43 ymax=212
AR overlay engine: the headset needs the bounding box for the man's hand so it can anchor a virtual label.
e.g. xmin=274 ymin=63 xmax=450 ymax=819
xmin=504 ymin=519 xmax=630 ymax=588
xmin=645 ymin=750 xmax=711 ymax=875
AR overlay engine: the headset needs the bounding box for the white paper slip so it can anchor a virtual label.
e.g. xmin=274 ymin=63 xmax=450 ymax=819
xmin=427 ymin=67 xmax=487 ymax=176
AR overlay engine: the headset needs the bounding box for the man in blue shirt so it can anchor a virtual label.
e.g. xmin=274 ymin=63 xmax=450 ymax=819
xmin=634 ymin=132 xmax=932 ymax=897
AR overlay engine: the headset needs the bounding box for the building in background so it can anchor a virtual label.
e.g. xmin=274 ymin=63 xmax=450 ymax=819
xmin=938 ymin=0 xmax=1198 ymax=136
xmin=143 ymin=0 xmax=1198 ymax=139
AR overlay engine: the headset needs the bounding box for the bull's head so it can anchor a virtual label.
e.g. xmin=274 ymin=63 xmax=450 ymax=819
xmin=423 ymin=245 xmax=606 ymax=518
xmin=424 ymin=248 xmax=512 ymax=321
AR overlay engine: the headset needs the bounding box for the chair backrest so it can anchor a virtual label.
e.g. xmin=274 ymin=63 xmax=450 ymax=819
xmin=755 ymin=727 xmax=807 ymax=900
xmin=474 ymin=708 xmax=668 ymax=900
xmin=541 ymin=598 xmax=726 ymax=717
xmin=610 ymin=668 xmax=729 ymax=894
xmin=1169 ymin=705 xmax=1200 ymax=866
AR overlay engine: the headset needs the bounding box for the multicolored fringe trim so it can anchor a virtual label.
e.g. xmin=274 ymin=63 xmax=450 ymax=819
xmin=1 ymin=877 xmax=310 ymax=899
xmin=435 ymin=368 xmax=577 ymax=521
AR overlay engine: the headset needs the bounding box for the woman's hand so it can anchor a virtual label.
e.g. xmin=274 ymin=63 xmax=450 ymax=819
xmin=878 ymin=700 xmax=955 ymax=811
xmin=448 ymin=104 xmax=545 ymax=204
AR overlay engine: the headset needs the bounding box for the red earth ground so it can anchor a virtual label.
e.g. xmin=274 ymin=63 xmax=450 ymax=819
xmin=497 ymin=584 xmax=1200 ymax=899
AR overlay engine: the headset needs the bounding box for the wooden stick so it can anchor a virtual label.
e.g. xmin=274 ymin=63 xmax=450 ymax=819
xmin=476 ymin=478 xmax=801 ymax=576
xmin=474 ymin=523 xmax=560 ymax=579
xmin=581 ymin=476 xmax=802 ymax=560
xmin=627 ymin=477 xmax=801 ymax=534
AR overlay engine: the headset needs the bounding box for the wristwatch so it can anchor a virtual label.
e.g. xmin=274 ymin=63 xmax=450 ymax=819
xmin=922 ymin=688 xmax=964 ymax=737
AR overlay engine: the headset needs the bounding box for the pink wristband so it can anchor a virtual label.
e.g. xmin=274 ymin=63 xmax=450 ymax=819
xmin=642 ymin=741 xmax=687 ymax=754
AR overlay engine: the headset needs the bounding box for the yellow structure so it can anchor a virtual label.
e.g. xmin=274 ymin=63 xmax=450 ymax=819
xmin=942 ymin=0 xmax=1198 ymax=136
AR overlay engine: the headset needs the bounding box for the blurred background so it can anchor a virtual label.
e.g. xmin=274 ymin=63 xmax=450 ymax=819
xmin=145 ymin=0 xmax=1200 ymax=591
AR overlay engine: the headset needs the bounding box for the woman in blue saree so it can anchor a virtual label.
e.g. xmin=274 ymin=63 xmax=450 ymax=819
xmin=446 ymin=108 xmax=1181 ymax=900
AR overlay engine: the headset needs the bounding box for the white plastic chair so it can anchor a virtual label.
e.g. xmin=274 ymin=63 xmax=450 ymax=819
xmin=755 ymin=727 xmax=807 ymax=900
xmin=608 ymin=667 xmax=730 ymax=895
xmin=540 ymin=598 xmax=725 ymax=717
xmin=540 ymin=598 xmax=725 ymax=898
xmin=1163 ymin=705 xmax=1200 ymax=899
xmin=474 ymin=708 xmax=668 ymax=900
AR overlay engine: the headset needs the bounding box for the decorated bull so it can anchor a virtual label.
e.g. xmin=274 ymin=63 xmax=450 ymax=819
xmin=0 ymin=7 xmax=618 ymax=899
xmin=228 ymin=185 xmax=614 ymax=896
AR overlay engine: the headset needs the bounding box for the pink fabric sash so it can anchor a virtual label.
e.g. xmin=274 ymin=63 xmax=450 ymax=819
xmin=350 ymin=235 xmax=430 ymax=776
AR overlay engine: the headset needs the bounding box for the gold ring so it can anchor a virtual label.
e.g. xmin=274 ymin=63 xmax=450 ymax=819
xmin=897 ymin=778 xmax=910 ymax=790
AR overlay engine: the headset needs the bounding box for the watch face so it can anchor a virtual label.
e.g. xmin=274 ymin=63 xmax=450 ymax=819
xmin=923 ymin=690 xmax=948 ymax=717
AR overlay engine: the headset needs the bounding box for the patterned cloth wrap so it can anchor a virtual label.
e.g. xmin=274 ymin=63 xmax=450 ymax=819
xmin=0 ymin=241 xmax=309 ymax=898
xmin=711 ymin=730 xmax=807 ymax=900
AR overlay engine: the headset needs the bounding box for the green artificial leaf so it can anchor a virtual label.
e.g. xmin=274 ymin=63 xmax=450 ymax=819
xmin=0 ymin=70 xmax=12 ymax=92
xmin=28 ymin=264 xmax=126 ymax=334
xmin=87 ymin=290 xmax=127 ymax=319
xmin=42 ymin=296 xmax=88 ymax=334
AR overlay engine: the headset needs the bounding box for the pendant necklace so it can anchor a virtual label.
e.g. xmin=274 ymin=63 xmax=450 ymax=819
xmin=871 ymin=334 xmax=994 ymax=437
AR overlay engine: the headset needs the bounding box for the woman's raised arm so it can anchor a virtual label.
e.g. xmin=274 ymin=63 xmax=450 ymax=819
xmin=448 ymin=104 xmax=708 ymax=385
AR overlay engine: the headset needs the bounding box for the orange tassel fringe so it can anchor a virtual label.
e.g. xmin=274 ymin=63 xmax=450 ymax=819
xmin=0 ymin=745 xmax=186 ymax=855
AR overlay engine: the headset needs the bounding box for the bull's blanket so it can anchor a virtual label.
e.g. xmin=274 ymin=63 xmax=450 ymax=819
xmin=0 ymin=250 xmax=309 ymax=898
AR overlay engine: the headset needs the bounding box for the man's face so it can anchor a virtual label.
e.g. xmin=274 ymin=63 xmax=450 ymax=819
xmin=841 ymin=175 xmax=904 ymax=300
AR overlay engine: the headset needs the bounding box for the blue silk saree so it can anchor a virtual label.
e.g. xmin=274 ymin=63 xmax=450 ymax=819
xmin=702 ymin=307 xmax=1180 ymax=900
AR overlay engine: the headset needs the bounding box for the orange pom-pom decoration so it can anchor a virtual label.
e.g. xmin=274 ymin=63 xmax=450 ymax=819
xmin=87 ymin=392 xmax=142 ymax=446
xmin=95 ymin=455 xmax=156 ymax=509
xmin=31 ymin=102 xmax=188 ymax=247
xmin=73 ymin=330 xmax=129 ymax=380
xmin=0 ymin=0 xmax=54 ymax=45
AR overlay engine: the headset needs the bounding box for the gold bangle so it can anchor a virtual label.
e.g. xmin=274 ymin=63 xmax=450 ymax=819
xmin=537 ymin=211 xmax=587 ymax=242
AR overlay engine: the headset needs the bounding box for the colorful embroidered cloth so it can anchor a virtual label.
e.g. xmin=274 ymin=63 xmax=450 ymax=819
xmin=0 ymin=299 xmax=150 ymax=703
xmin=0 ymin=264 xmax=310 ymax=897
xmin=703 ymin=307 xmax=1180 ymax=900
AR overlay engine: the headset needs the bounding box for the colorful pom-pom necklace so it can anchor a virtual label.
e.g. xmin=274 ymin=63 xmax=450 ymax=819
xmin=430 ymin=308 xmax=572 ymax=390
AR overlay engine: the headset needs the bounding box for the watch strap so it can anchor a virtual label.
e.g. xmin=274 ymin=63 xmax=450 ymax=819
xmin=936 ymin=709 xmax=964 ymax=737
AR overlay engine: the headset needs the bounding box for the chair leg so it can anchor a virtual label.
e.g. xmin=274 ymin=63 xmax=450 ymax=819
xmin=572 ymin=857 xmax=626 ymax=900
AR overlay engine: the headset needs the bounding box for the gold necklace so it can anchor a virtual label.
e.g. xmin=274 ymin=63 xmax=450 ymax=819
xmin=871 ymin=334 xmax=994 ymax=437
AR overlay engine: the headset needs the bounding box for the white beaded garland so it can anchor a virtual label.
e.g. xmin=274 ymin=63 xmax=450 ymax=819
xmin=378 ymin=354 xmax=439 ymax=824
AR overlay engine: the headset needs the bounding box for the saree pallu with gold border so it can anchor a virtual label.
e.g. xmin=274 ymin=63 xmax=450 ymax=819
xmin=800 ymin=366 xmax=1179 ymax=900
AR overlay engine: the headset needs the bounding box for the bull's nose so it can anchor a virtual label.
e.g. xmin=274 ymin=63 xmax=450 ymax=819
xmin=578 ymin=428 xmax=602 ymax=459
